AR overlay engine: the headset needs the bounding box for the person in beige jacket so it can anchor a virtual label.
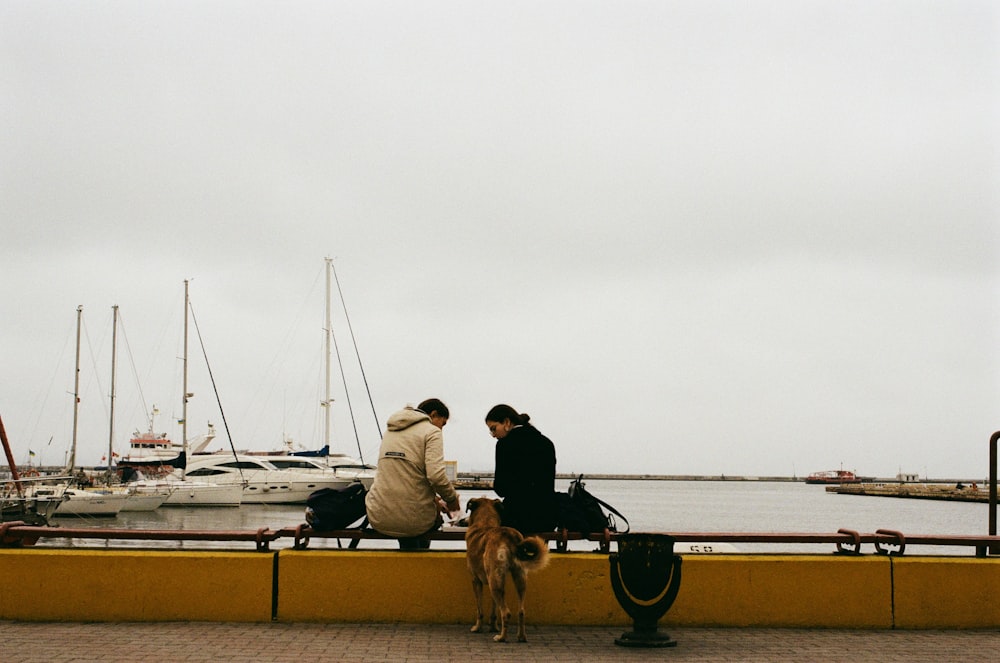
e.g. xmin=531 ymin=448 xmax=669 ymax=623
xmin=364 ymin=398 xmax=461 ymax=549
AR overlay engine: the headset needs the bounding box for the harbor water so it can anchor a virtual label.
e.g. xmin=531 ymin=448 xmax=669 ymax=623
xmin=36 ymin=479 xmax=990 ymax=554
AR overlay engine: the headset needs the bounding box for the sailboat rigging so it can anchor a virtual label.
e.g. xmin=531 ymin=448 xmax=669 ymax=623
xmin=324 ymin=256 xmax=380 ymax=464
xmin=115 ymin=283 xmax=242 ymax=507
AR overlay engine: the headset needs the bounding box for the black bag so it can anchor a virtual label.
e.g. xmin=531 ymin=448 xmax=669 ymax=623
xmin=556 ymin=475 xmax=629 ymax=533
xmin=305 ymin=482 xmax=368 ymax=530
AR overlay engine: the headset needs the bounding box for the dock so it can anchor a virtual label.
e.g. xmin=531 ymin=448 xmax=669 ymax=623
xmin=826 ymin=482 xmax=988 ymax=503
xmin=454 ymin=478 xmax=493 ymax=490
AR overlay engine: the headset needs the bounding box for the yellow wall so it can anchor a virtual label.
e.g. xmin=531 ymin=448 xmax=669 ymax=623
xmin=666 ymin=555 xmax=892 ymax=628
xmin=2 ymin=548 xmax=998 ymax=628
xmin=0 ymin=549 xmax=273 ymax=622
xmin=892 ymin=557 xmax=1000 ymax=628
xmin=277 ymin=551 xmax=625 ymax=625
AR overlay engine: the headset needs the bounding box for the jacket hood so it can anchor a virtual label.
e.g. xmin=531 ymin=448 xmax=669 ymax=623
xmin=385 ymin=406 xmax=430 ymax=432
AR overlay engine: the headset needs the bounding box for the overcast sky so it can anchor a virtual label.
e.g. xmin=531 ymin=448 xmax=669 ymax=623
xmin=2 ymin=1 xmax=998 ymax=479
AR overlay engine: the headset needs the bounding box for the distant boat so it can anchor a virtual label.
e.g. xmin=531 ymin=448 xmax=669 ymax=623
xmin=117 ymin=408 xmax=217 ymax=473
xmin=805 ymin=469 xmax=861 ymax=485
xmin=181 ymin=452 xmax=372 ymax=504
xmin=196 ymin=257 xmax=378 ymax=497
xmin=49 ymin=487 xmax=129 ymax=517
xmin=1 ymin=486 xmax=66 ymax=525
xmin=115 ymin=282 xmax=242 ymax=508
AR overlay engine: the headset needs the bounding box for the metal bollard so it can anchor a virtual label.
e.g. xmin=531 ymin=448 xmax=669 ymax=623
xmin=609 ymin=532 xmax=682 ymax=647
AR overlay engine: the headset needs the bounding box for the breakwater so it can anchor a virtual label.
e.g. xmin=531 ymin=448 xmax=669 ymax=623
xmin=457 ymin=472 xmax=987 ymax=483
xmin=7 ymin=467 xmax=986 ymax=484
xmin=827 ymin=482 xmax=989 ymax=503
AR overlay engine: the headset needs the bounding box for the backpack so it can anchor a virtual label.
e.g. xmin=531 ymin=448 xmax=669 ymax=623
xmin=556 ymin=475 xmax=629 ymax=533
xmin=304 ymin=482 xmax=368 ymax=530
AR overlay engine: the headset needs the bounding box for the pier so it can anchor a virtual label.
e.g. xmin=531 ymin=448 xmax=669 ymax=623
xmin=826 ymin=482 xmax=988 ymax=503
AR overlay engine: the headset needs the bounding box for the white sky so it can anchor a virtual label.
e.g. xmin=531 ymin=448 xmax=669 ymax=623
xmin=2 ymin=1 xmax=998 ymax=479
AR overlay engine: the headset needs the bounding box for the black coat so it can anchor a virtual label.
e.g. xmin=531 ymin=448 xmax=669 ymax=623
xmin=493 ymin=424 xmax=557 ymax=534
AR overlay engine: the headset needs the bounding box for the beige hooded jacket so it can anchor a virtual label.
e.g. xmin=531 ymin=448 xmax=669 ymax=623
xmin=364 ymin=406 xmax=459 ymax=538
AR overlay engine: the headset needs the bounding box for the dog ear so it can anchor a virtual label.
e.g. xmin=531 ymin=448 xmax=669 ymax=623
xmin=467 ymin=499 xmax=480 ymax=512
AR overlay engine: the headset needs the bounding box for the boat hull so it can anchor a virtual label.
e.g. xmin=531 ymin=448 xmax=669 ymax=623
xmin=52 ymin=489 xmax=130 ymax=517
xmin=159 ymin=481 xmax=243 ymax=507
xmin=120 ymin=490 xmax=169 ymax=511
xmin=2 ymin=493 xmax=66 ymax=525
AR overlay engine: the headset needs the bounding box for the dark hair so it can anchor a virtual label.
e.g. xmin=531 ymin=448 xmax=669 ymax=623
xmin=485 ymin=403 xmax=530 ymax=426
xmin=417 ymin=398 xmax=449 ymax=419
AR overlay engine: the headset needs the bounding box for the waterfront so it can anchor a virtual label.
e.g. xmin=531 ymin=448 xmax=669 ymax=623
xmin=6 ymin=621 xmax=1000 ymax=663
xmin=30 ymin=479 xmax=991 ymax=555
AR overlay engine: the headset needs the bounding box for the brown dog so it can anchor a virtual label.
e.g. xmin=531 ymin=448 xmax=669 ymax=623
xmin=464 ymin=497 xmax=550 ymax=642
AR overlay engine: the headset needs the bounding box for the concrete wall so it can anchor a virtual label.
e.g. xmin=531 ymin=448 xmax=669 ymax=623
xmin=892 ymin=557 xmax=1000 ymax=628
xmin=0 ymin=549 xmax=273 ymax=622
xmin=3 ymin=549 xmax=1000 ymax=628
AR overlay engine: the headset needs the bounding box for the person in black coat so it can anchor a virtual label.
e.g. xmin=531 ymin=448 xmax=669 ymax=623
xmin=485 ymin=403 xmax=557 ymax=535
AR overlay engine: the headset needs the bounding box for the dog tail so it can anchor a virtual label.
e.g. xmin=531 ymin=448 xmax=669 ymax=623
xmin=514 ymin=535 xmax=550 ymax=571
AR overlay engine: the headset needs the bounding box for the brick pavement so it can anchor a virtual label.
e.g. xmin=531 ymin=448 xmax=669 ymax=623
xmin=3 ymin=621 xmax=998 ymax=662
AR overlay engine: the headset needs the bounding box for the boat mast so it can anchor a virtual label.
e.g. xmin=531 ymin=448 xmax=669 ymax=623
xmin=182 ymin=280 xmax=190 ymax=480
xmin=323 ymin=257 xmax=333 ymax=450
xmin=66 ymin=305 xmax=83 ymax=473
xmin=107 ymin=304 xmax=118 ymax=471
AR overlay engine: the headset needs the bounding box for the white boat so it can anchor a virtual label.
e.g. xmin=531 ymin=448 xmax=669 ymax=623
xmin=27 ymin=307 xmax=127 ymax=518
xmin=181 ymin=453 xmax=369 ymax=504
xmin=119 ymin=409 xmax=217 ymax=468
xmin=262 ymin=452 xmax=375 ymax=482
xmin=2 ymin=490 xmax=67 ymax=524
xmin=49 ymin=487 xmax=130 ymax=517
xmin=118 ymin=283 xmax=242 ymax=508
xmin=1 ymin=415 xmax=68 ymax=525
xmin=119 ymin=470 xmax=242 ymax=508
xmin=120 ymin=486 xmax=171 ymax=511
xmin=158 ymin=478 xmax=243 ymax=507
xmin=1 ymin=477 xmax=68 ymax=525
xmin=196 ymin=258 xmax=379 ymax=500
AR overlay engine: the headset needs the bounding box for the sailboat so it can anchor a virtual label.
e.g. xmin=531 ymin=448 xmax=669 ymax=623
xmin=1 ymin=414 xmax=68 ymax=525
xmin=187 ymin=258 xmax=377 ymax=503
xmin=92 ymin=304 xmax=170 ymax=512
xmin=126 ymin=281 xmax=242 ymax=507
xmin=47 ymin=305 xmax=131 ymax=517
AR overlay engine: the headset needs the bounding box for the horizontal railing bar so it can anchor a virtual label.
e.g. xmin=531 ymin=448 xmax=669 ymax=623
xmin=4 ymin=520 xmax=1000 ymax=555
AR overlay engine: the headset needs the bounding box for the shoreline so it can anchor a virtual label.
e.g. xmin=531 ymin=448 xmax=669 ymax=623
xmin=458 ymin=472 xmax=988 ymax=484
xmin=5 ymin=467 xmax=987 ymax=486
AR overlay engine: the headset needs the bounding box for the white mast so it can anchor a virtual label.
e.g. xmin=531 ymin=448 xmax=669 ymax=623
xmin=107 ymin=304 xmax=118 ymax=469
xmin=323 ymin=257 xmax=333 ymax=450
xmin=66 ymin=305 xmax=83 ymax=472
xmin=182 ymin=280 xmax=190 ymax=479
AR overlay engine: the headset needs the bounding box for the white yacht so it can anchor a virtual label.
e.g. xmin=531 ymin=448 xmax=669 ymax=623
xmin=181 ymin=453 xmax=374 ymax=504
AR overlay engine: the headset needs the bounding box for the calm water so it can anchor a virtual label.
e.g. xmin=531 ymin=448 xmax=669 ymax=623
xmin=39 ymin=479 xmax=991 ymax=554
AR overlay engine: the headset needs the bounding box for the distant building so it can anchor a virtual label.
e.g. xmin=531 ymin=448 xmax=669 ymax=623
xmin=896 ymin=472 xmax=920 ymax=483
xmin=444 ymin=460 xmax=457 ymax=483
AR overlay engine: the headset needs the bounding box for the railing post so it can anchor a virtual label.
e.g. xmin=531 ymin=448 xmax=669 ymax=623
xmin=989 ymin=431 xmax=999 ymax=556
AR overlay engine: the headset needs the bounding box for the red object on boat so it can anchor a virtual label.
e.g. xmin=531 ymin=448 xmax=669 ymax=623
xmin=805 ymin=470 xmax=861 ymax=484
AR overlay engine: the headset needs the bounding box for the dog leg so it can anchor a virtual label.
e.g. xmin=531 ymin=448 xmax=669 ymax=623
xmin=512 ymin=567 xmax=529 ymax=642
xmin=488 ymin=575 xmax=509 ymax=642
xmin=470 ymin=577 xmax=485 ymax=633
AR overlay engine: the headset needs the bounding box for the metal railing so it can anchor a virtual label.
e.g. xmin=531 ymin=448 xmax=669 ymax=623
xmin=4 ymin=520 xmax=1000 ymax=556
